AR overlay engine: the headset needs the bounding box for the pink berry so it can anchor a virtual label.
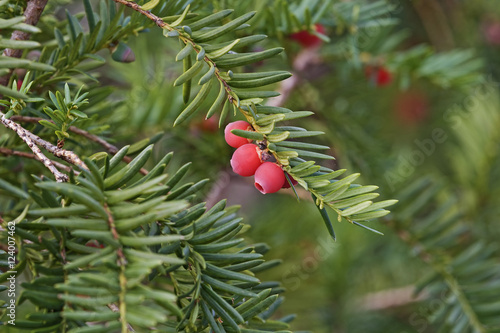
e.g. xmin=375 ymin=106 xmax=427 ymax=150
xmin=225 ymin=121 xmax=252 ymax=148
xmin=254 ymin=162 xmax=285 ymax=194
xmin=230 ymin=144 xmax=262 ymax=177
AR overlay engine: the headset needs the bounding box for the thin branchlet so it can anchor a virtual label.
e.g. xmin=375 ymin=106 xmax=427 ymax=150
xmin=23 ymin=128 xmax=87 ymax=170
xmin=10 ymin=115 xmax=148 ymax=175
xmin=0 ymin=112 xmax=69 ymax=181
xmin=1 ymin=111 xmax=89 ymax=180
xmin=11 ymin=115 xmax=118 ymax=152
xmin=0 ymin=147 xmax=76 ymax=174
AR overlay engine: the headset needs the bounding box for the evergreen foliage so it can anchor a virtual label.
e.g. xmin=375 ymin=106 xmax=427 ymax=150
xmin=0 ymin=0 xmax=499 ymax=332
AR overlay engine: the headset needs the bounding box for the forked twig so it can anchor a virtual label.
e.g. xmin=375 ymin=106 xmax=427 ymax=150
xmin=1 ymin=112 xmax=69 ymax=181
xmin=0 ymin=147 xmax=76 ymax=174
xmin=10 ymin=116 xmax=148 ymax=175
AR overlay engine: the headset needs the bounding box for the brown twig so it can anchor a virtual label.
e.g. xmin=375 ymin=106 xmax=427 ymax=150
xmin=22 ymin=127 xmax=87 ymax=170
xmin=10 ymin=115 xmax=119 ymax=153
xmin=113 ymin=0 xmax=166 ymax=27
xmin=68 ymin=126 xmax=119 ymax=154
xmin=10 ymin=115 xmax=148 ymax=175
xmin=0 ymin=147 xmax=77 ymax=174
xmin=1 ymin=111 xmax=88 ymax=180
xmin=0 ymin=0 xmax=49 ymax=87
xmin=0 ymin=112 xmax=68 ymax=181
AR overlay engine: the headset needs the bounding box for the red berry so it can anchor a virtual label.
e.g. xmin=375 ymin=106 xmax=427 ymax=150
xmin=230 ymin=144 xmax=262 ymax=177
xmin=224 ymin=121 xmax=252 ymax=148
xmin=290 ymin=23 xmax=325 ymax=48
xmin=254 ymin=162 xmax=285 ymax=194
xmin=200 ymin=117 xmax=218 ymax=133
xmin=17 ymin=80 xmax=23 ymax=90
xmin=282 ymin=173 xmax=298 ymax=188
xmin=365 ymin=66 xmax=392 ymax=87
xmin=376 ymin=67 xmax=392 ymax=86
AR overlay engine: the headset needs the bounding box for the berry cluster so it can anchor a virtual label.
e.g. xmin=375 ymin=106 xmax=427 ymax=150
xmin=225 ymin=121 xmax=295 ymax=194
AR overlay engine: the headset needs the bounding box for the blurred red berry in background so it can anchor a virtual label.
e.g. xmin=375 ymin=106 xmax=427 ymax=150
xmin=365 ymin=66 xmax=392 ymax=86
xmin=199 ymin=116 xmax=218 ymax=133
xmin=482 ymin=20 xmax=500 ymax=45
xmin=394 ymin=90 xmax=429 ymax=125
xmin=290 ymin=23 xmax=326 ymax=48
